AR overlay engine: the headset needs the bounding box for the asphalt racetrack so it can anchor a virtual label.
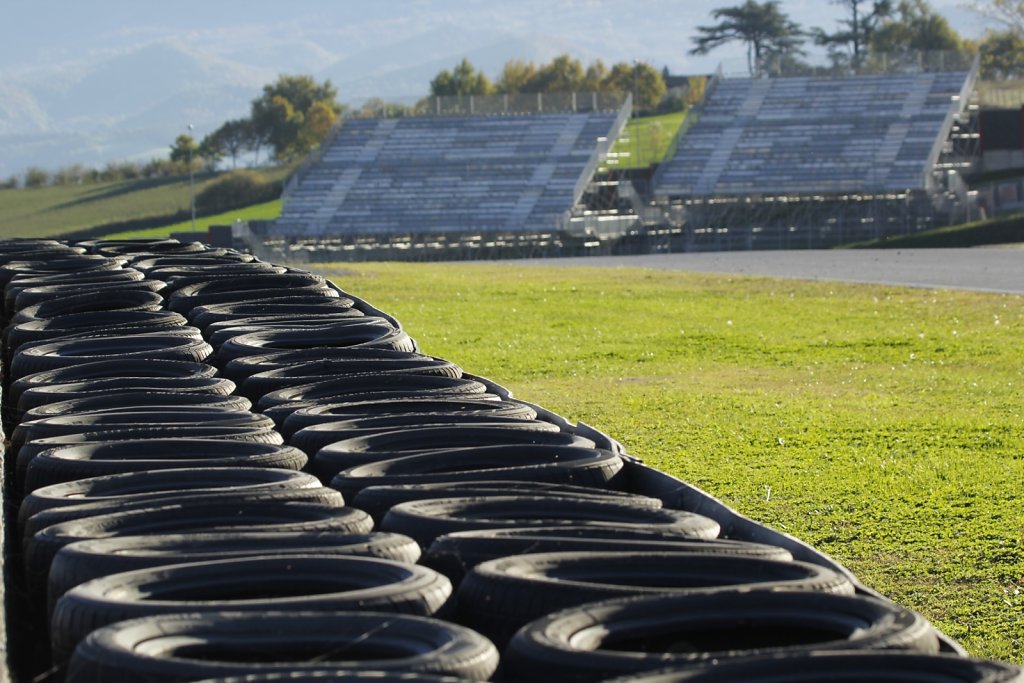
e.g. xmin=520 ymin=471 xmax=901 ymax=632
xmin=521 ymin=248 xmax=1024 ymax=294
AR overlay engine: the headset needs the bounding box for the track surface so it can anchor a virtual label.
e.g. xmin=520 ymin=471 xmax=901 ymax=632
xmin=511 ymin=248 xmax=1024 ymax=294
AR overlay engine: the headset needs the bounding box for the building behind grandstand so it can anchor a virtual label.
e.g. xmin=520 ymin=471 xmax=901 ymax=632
xmin=248 ymin=51 xmax=986 ymax=260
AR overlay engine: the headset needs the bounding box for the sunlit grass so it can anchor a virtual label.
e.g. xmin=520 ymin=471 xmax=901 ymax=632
xmin=101 ymin=199 xmax=282 ymax=239
xmin=601 ymin=109 xmax=687 ymax=170
xmin=312 ymin=261 xmax=1024 ymax=663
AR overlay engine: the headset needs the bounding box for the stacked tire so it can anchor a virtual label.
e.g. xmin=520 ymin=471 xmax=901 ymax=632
xmin=0 ymin=238 xmax=1017 ymax=683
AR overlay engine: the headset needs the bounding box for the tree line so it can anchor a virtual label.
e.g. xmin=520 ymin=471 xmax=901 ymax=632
xmin=689 ymin=0 xmax=1024 ymax=79
xmin=427 ymin=55 xmax=672 ymax=112
xmin=172 ymin=74 xmax=342 ymax=172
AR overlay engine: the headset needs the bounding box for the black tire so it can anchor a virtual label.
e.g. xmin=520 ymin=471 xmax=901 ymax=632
xmin=165 ymin=272 xmax=330 ymax=310
xmin=600 ymin=652 xmax=1024 ymax=683
xmin=10 ymin=331 xmax=213 ymax=379
xmin=330 ymin=444 xmax=625 ymax=501
xmin=17 ymin=393 xmax=253 ymax=424
xmin=205 ymin=318 xmax=376 ymax=354
xmin=12 ymin=409 xmax=274 ymax=450
xmin=455 ymin=551 xmax=853 ymax=646
xmin=5 ymin=309 xmax=189 ymax=358
xmin=151 ymin=263 xmax=288 ymax=293
xmin=14 ymin=430 xmax=284 ymax=493
xmin=11 ymin=406 xmax=272 ymax=460
xmin=239 ymin=357 xmax=463 ymax=401
xmin=221 ymin=347 xmax=435 ymax=383
xmin=217 ymin=321 xmax=416 ymax=364
xmin=12 ymin=280 xmax=166 ymax=312
xmin=131 ymin=253 xmax=255 ymax=271
xmin=380 ymin=496 xmax=721 ymax=548
xmin=92 ymin=239 xmax=208 ymax=257
xmin=502 ymin=591 xmax=942 ymax=683
xmin=172 ymin=285 xmax=339 ymax=317
xmin=292 ymin=416 xmax=552 ymax=460
xmin=48 ymin=530 xmax=422 ymax=609
xmin=24 ymin=500 xmax=373 ymax=593
xmin=264 ymin=392 xmax=504 ymax=431
xmin=23 ymin=439 xmax=307 ymax=493
xmin=302 ymin=421 xmax=566 ymax=477
xmin=20 ymin=378 xmax=245 ymax=417
xmin=281 ymin=398 xmax=537 ymax=438
xmin=65 ymin=611 xmax=498 ymax=682
xmin=10 ymin=289 xmax=165 ymax=326
xmin=20 ymin=467 xmax=320 ymax=526
xmin=188 ymin=671 xmax=478 ymax=682
xmin=23 ymin=486 xmax=342 ymax=539
xmin=190 ymin=298 xmax=361 ymax=329
xmin=423 ymin=526 xmax=793 ymax=587
xmin=51 ymin=555 xmax=454 ymax=662
xmin=4 ymin=269 xmax=144 ymax=320
xmin=353 ymin=480 xmax=662 ymax=526
xmin=8 ymin=358 xmax=219 ymax=408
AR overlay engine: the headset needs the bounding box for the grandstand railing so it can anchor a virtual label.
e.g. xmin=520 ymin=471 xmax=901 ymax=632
xmin=560 ymin=94 xmax=634 ymax=232
xmin=718 ymin=49 xmax=977 ymax=79
xmin=922 ymin=55 xmax=981 ymax=193
xmin=649 ymin=64 xmax=723 ymax=192
xmin=347 ymin=91 xmax=629 ymax=119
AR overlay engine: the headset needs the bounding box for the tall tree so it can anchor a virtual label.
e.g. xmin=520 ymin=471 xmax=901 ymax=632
xmin=603 ymin=62 xmax=668 ymax=110
xmin=977 ymin=28 xmax=1024 ymax=78
xmin=582 ymin=60 xmax=610 ymax=92
xmin=430 ymin=58 xmax=492 ymax=97
xmin=169 ymin=133 xmax=200 ymax=171
xmin=869 ymin=0 xmax=967 ymax=61
xmin=814 ymin=0 xmax=893 ymax=68
xmin=202 ymin=119 xmax=253 ymax=170
xmin=532 ymin=54 xmax=586 ymax=92
xmin=495 ymin=60 xmax=539 ymax=93
xmin=967 ymin=0 xmax=1024 ymax=33
xmin=690 ymin=1 xmax=805 ymax=76
xmin=250 ymin=74 xmax=341 ymax=161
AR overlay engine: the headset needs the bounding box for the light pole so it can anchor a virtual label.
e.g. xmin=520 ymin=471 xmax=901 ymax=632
xmin=188 ymin=123 xmax=196 ymax=232
xmin=632 ymin=60 xmax=641 ymax=168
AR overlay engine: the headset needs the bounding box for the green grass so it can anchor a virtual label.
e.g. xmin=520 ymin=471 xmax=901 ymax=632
xmin=100 ymin=199 xmax=282 ymax=239
xmin=601 ymin=110 xmax=687 ymax=171
xmin=846 ymin=213 xmax=1024 ymax=249
xmin=0 ymin=167 xmax=290 ymax=239
xmin=310 ymin=261 xmax=1024 ymax=663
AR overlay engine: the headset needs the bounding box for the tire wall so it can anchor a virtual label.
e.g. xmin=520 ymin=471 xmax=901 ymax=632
xmin=0 ymin=238 xmax=1014 ymax=683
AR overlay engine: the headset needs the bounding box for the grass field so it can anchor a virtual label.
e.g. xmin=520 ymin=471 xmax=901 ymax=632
xmin=0 ymin=167 xmax=290 ymax=239
xmin=602 ymin=110 xmax=687 ymax=171
xmin=100 ymin=199 xmax=282 ymax=239
xmin=311 ymin=261 xmax=1024 ymax=664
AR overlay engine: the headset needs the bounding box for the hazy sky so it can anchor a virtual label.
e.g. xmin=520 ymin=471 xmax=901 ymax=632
xmin=0 ymin=1 xmax=991 ymax=176
xmin=0 ymin=0 xmax=987 ymax=77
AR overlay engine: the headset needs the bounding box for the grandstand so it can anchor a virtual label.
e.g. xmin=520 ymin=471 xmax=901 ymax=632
xmin=650 ymin=61 xmax=979 ymax=250
xmin=265 ymin=93 xmax=632 ymax=259
xmin=248 ymin=57 xmax=982 ymax=260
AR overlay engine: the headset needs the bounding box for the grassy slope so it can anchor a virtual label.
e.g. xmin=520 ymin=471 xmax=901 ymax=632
xmin=847 ymin=213 xmax=1024 ymax=249
xmin=101 ymin=199 xmax=282 ymax=239
xmin=601 ymin=110 xmax=686 ymax=171
xmin=313 ymin=261 xmax=1024 ymax=663
xmin=0 ymin=167 xmax=290 ymax=239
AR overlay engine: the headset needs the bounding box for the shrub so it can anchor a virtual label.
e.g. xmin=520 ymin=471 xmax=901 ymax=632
xmin=0 ymin=175 xmax=19 ymax=190
xmin=24 ymin=166 xmax=50 ymax=188
xmin=195 ymin=169 xmax=280 ymax=214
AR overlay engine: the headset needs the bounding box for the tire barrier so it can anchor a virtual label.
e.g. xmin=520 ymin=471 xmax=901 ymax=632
xmin=65 ymin=612 xmax=499 ymax=682
xmin=0 ymin=238 xmax=1017 ymax=683
xmin=500 ymin=591 xmax=942 ymax=682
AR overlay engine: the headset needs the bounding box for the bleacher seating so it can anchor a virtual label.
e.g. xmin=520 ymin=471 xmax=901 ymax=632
xmin=273 ymin=109 xmax=625 ymax=237
xmin=653 ymin=70 xmax=974 ymax=198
